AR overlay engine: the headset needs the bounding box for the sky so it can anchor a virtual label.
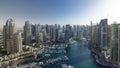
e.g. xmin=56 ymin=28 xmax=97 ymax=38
xmin=0 ymin=0 xmax=120 ymax=28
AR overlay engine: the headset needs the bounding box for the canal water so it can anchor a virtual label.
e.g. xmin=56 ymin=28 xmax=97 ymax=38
xmin=44 ymin=41 xmax=110 ymax=68
xmin=65 ymin=41 xmax=105 ymax=68
xmin=22 ymin=41 xmax=110 ymax=68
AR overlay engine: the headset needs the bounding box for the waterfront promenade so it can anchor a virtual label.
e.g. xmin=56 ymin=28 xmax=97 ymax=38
xmin=0 ymin=45 xmax=44 ymax=68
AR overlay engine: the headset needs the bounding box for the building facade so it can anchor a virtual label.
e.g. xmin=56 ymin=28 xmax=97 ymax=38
xmin=24 ymin=21 xmax=32 ymax=45
xmin=3 ymin=19 xmax=14 ymax=52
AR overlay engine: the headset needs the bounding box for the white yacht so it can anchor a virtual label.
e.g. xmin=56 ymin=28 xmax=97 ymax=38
xmin=61 ymin=64 xmax=74 ymax=68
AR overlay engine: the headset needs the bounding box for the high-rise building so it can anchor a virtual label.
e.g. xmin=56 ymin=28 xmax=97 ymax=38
xmin=0 ymin=31 xmax=3 ymax=48
xmin=98 ymin=19 xmax=109 ymax=51
xmin=110 ymin=23 xmax=120 ymax=65
xmin=24 ymin=21 xmax=32 ymax=45
xmin=118 ymin=25 xmax=120 ymax=65
xmin=45 ymin=24 xmax=49 ymax=35
xmin=49 ymin=25 xmax=53 ymax=41
xmin=62 ymin=25 xmax=65 ymax=33
xmin=65 ymin=24 xmax=72 ymax=42
xmin=31 ymin=24 xmax=36 ymax=36
xmin=55 ymin=24 xmax=59 ymax=42
xmin=14 ymin=32 xmax=22 ymax=52
xmin=52 ymin=25 xmax=56 ymax=42
xmin=91 ymin=24 xmax=99 ymax=48
xmin=3 ymin=19 xmax=14 ymax=51
xmin=51 ymin=25 xmax=55 ymax=42
xmin=58 ymin=29 xmax=62 ymax=41
xmin=7 ymin=32 xmax=22 ymax=54
xmin=73 ymin=25 xmax=77 ymax=39
xmin=36 ymin=32 xmax=43 ymax=44
xmin=76 ymin=25 xmax=81 ymax=40
xmin=35 ymin=24 xmax=41 ymax=35
xmin=42 ymin=29 xmax=47 ymax=42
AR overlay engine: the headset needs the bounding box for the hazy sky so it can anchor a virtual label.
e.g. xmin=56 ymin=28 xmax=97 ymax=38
xmin=0 ymin=0 xmax=120 ymax=28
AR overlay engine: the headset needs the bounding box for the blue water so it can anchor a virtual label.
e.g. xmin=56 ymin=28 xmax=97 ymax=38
xmin=44 ymin=41 xmax=110 ymax=68
xmin=65 ymin=41 xmax=102 ymax=68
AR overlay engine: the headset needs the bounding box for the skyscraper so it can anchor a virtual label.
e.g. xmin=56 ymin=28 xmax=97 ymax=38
xmin=36 ymin=32 xmax=43 ymax=44
xmin=65 ymin=24 xmax=72 ymax=42
xmin=76 ymin=25 xmax=81 ymax=40
xmin=24 ymin=21 xmax=32 ymax=45
xmin=73 ymin=25 xmax=77 ymax=39
xmin=3 ymin=19 xmax=14 ymax=51
xmin=14 ymin=32 xmax=22 ymax=53
xmin=55 ymin=24 xmax=59 ymax=42
xmin=98 ymin=19 xmax=108 ymax=51
xmin=91 ymin=24 xmax=99 ymax=48
xmin=110 ymin=23 xmax=120 ymax=65
xmin=0 ymin=31 xmax=3 ymax=48
xmin=31 ymin=24 xmax=36 ymax=36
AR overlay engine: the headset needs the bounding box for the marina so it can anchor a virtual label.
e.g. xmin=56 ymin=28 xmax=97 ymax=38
xmin=16 ymin=41 xmax=109 ymax=68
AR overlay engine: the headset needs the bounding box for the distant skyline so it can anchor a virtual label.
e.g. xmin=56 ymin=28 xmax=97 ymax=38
xmin=0 ymin=0 xmax=120 ymax=28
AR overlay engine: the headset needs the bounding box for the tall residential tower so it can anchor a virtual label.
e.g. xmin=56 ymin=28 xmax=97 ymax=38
xmin=24 ymin=21 xmax=32 ymax=45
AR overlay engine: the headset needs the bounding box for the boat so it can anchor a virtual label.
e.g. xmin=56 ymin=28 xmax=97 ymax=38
xmin=61 ymin=64 xmax=68 ymax=68
xmin=44 ymin=54 xmax=50 ymax=57
xmin=61 ymin=64 xmax=74 ymax=68
xmin=68 ymin=65 xmax=74 ymax=68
